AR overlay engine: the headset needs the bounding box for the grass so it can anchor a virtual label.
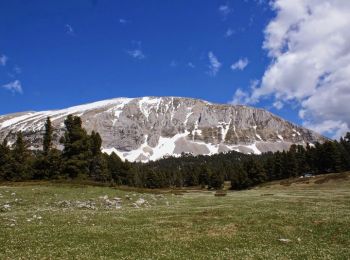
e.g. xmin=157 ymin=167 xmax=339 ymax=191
xmin=1 ymin=172 xmax=350 ymax=259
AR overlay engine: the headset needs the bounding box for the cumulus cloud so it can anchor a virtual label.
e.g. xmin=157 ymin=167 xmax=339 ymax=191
xmin=0 ymin=55 xmax=8 ymax=66
xmin=170 ymin=60 xmax=177 ymax=67
xmin=218 ymin=4 xmax=232 ymax=19
xmin=13 ymin=66 xmax=22 ymax=74
xmin=127 ymin=49 xmax=145 ymax=60
xmin=231 ymin=58 xmax=249 ymax=71
xmin=187 ymin=62 xmax=195 ymax=68
xmin=273 ymin=100 xmax=284 ymax=110
xmin=232 ymin=0 xmax=350 ymax=138
xmin=230 ymin=80 xmax=259 ymax=105
xmin=119 ymin=18 xmax=129 ymax=24
xmin=208 ymin=51 xmax=222 ymax=77
xmin=65 ymin=24 xmax=75 ymax=35
xmin=225 ymin=28 xmax=234 ymax=37
xmin=2 ymin=80 xmax=23 ymax=94
xmin=230 ymin=88 xmax=251 ymax=105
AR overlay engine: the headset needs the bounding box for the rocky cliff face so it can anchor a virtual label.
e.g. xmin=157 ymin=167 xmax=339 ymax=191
xmin=0 ymin=97 xmax=326 ymax=162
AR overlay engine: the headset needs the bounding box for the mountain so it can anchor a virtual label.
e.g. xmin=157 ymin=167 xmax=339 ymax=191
xmin=0 ymin=96 xmax=326 ymax=162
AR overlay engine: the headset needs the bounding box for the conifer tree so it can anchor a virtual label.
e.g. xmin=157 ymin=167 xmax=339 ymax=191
xmin=61 ymin=115 xmax=91 ymax=178
xmin=107 ymin=152 xmax=125 ymax=184
xmin=43 ymin=117 xmax=53 ymax=155
xmin=33 ymin=117 xmax=62 ymax=180
xmin=208 ymin=169 xmax=224 ymax=189
xmin=89 ymin=131 xmax=109 ymax=181
xmin=230 ymin=164 xmax=249 ymax=190
xmin=11 ymin=132 xmax=32 ymax=180
xmin=0 ymin=138 xmax=11 ymax=180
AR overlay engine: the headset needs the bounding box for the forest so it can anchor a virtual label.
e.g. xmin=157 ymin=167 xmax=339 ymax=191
xmin=1 ymin=115 xmax=350 ymax=190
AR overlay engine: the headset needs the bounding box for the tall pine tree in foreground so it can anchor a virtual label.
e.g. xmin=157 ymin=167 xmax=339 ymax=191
xmin=89 ymin=131 xmax=109 ymax=181
xmin=34 ymin=117 xmax=62 ymax=179
xmin=61 ymin=115 xmax=91 ymax=179
xmin=0 ymin=138 xmax=11 ymax=180
xmin=43 ymin=117 xmax=53 ymax=155
xmin=10 ymin=132 xmax=32 ymax=180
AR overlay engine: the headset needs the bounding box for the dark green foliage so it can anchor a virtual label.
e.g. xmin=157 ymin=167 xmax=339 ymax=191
xmin=208 ymin=169 xmax=224 ymax=189
xmin=43 ymin=117 xmax=53 ymax=155
xmin=1 ymin=114 xmax=349 ymax=192
xmin=33 ymin=149 xmax=62 ymax=179
xmin=0 ymin=138 xmax=11 ymax=180
xmin=89 ymin=131 xmax=109 ymax=181
xmin=107 ymin=152 xmax=130 ymax=185
xmin=230 ymin=164 xmax=249 ymax=190
xmin=61 ymin=115 xmax=92 ymax=179
xmin=10 ymin=132 xmax=33 ymax=180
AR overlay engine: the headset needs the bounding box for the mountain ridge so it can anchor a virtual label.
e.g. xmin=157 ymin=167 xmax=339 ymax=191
xmin=0 ymin=96 xmax=326 ymax=162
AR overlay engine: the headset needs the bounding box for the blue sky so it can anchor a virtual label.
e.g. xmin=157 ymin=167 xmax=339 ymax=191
xmin=1 ymin=0 xmax=350 ymax=138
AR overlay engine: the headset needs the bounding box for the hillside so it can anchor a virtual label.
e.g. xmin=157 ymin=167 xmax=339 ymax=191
xmin=0 ymin=97 xmax=326 ymax=162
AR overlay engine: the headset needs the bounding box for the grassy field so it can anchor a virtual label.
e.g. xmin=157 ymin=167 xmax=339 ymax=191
xmin=1 ymin=173 xmax=350 ymax=259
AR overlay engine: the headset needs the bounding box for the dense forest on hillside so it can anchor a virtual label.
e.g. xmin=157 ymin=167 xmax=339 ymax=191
xmin=1 ymin=116 xmax=350 ymax=189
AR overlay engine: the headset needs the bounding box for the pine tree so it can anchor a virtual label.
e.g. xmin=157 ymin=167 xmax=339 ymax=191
xmin=341 ymin=132 xmax=350 ymax=154
xmin=272 ymin=151 xmax=284 ymax=179
xmin=43 ymin=117 xmax=53 ymax=155
xmin=61 ymin=115 xmax=91 ymax=179
xmin=285 ymin=145 xmax=298 ymax=177
xmin=244 ymin=158 xmax=266 ymax=186
xmin=230 ymin=164 xmax=249 ymax=190
xmin=0 ymin=138 xmax=11 ymax=180
xmin=89 ymin=131 xmax=109 ymax=181
xmin=208 ymin=169 xmax=224 ymax=189
xmin=107 ymin=152 xmax=125 ymax=184
xmin=11 ymin=132 xmax=32 ymax=180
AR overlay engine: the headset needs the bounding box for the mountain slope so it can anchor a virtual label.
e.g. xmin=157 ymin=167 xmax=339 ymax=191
xmin=0 ymin=97 xmax=326 ymax=162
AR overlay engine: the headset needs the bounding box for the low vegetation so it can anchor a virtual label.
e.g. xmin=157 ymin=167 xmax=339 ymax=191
xmin=1 ymin=172 xmax=349 ymax=259
xmin=1 ymin=115 xmax=350 ymax=191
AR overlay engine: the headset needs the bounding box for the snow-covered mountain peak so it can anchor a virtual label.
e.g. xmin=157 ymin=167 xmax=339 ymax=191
xmin=0 ymin=96 xmax=326 ymax=162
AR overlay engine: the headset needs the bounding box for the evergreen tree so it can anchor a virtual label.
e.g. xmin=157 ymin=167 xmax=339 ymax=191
xmin=230 ymin=164 xmax=249 ymax=190
xmin=89 ymin=131 xmax=109 ymax=181
xmin=208 ymin=169 xmax=224 ymax=189
xmin=341 ymin=132 xmax=350 ymax=154
xmin=0 ymin=138 xmax=11 ymax=180
xmin=285 ymin=145 xmax=299 ymax=177
xmin=244 ymin=158 xmax=266 ymax=186
xmin=61 ymin=115 xmax=91 ymax=178
xmin=272 ymin=151 xmax=284 ymax=180
xmin=107 ymin=152 xmax=126 ymax=184
xmin=43 ymin=117 xmax=53 ymax=155
xmin=11 ymin=132 xmax=32 ymax=180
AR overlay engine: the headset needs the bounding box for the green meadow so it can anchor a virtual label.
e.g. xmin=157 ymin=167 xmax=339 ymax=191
xmin=1 ymin=172 xmax=350 ymax=259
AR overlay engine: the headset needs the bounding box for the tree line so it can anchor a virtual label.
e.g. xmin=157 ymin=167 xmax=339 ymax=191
xmin=0 ymin=115 xmax=349 ymax=190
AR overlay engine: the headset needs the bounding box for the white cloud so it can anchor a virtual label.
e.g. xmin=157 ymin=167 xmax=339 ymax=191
xmin=187 ymin=62 xmax=195 ymax=68
xmin=13 ymin=66 xmax=21 ymax=74
xmin=0 ymin=55 xmax=8 ymax=66
xmin=303 ymin=120 xmax=348 ymax=140
xmin=208 ymin=51 xmax=222 ymax=77
xmin=232 ymin=0 xmax=350 ymax=138
xmin=231 ymin=58 xmax=249 ymax=71
xmin=127 ymin=49 xmax=146 ymax=60
xmin=230 ymin=88 xmax=251 ymax=105
xmin=225 ymin=28 xmax=234 ymax=37
xmin=218 ymin=4 xmax=232 ymax=19
xmin=119 ymin=18 xmax=129 ymax=24
xmin=230 ymin=80 xmax=259 ymax=105
xmin=170 ymin=60 xmax=177 ymax=67
xmin=65 ymin=24 xmax=75 ymax=35
xmin=2 ymin=80 xmax=23 ymax=94
xmin=273 ymin=100 xmax=284 ymax=110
